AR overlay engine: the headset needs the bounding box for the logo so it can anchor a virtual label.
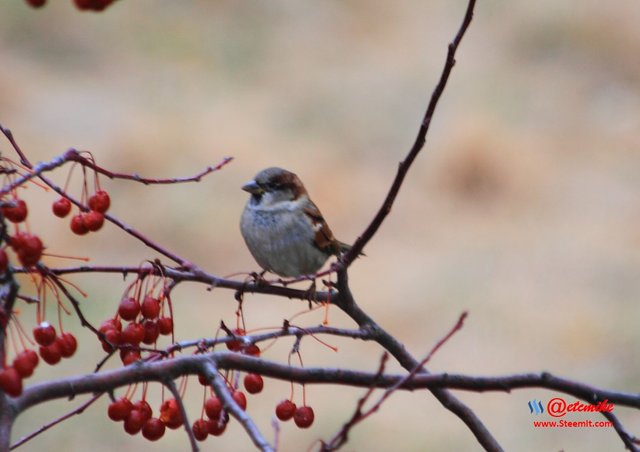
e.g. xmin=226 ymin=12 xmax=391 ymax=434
xmin=528 ymin=397 xmax=615 ymax=429
xmin=528 ymin=400 xmax=544 ymax=415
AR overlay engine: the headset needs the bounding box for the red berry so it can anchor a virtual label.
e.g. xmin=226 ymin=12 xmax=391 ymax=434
xmin=100 ymin=317 xmax=122 ymax=332
xmin=57 ymin=332 xmax=78 ymax=358
xmin=192 ymin=419 xmax=209 ymax=441
xmin=84 ymin=210 xmax=104 ymax=231
xmin=13 ymin=350 xmax=39 ymax=378
xmin=121 ymin=350 xmax=141 ymax=366
xmin=70 ymin=214 xmax=89 ymax=235
xmin=275 ymin=399 xmax=297 ymax=421
xmin=141 ymin=296 xmax=160 ymax=319
xmin=243 ymin=373 xmax=264 ymax=394
xmin=142 ymin=320 xmax=160 ymax=345
xmin=160 ymin=399 xmax=183 ymax=429
xmin=88 ymin=190 xmax=110 ymax=213
xmin=157 ymin=316 xmax=173 ymax=335
xmin=26 ymin=0 xmax=47 ymax=7
xmin=101 ymin=328 xmax=121 ymax=352
xmin=232 ymin=390 xmax=247 ymax=410
xmin=226 ymin=328 xmax=245 ymax=351
xmin=133 ymin=400 xmax=153 ymax=421
xmin=121 ymin=322 xmax=145 ymax=345
xmin=204 ymin=396 xmax=222 ymax=420
xmin=0 ymin=249 xmax=8 ymax=274
xmin=25 ymin=348 xmax=39 ymax=366
xmin=0 ymin=367 xmax=23 ymax=397
xmin=33 ymin=322 xmax=57 ymax=346
xmin=39 ymin=342 xmax=62 ymax=365
xmin=108 ymin=397 xmax=133 ymax=421
xmin=294 ymin=406 xmax=315 ymax=428
xmin=118 ymin=297 xmax=140 ymax=321
xmin=2 ymin=199 xmax=28 ymax=223
xmin=142 ymin=417 xmax=165 ymax=441
xmin=16 ymin=234 xmax=43 ymax=267
xmin=124 ymin=409 xmax=145 ymax=435
xmin=207 ymin=418 xmax=227 ymax=436
xmin=52 ymin=198 xmax=71 ymax=218
xmin=245 ymin=343 xmax=261 ymax=357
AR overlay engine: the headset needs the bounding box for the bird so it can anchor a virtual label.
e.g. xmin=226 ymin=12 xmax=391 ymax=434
xmin=240 ymin=167 xmax=351 ymax=278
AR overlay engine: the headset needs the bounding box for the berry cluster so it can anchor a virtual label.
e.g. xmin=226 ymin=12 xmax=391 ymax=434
xmin=107 ymin=396 xmax=184 ymax=441
xmin=0 ymin=322 xmax=78 ymax=397
xmin=275 ymin=399 xmax=315 ymax=429
xmin=1 ymin=193 xmax=43 ymax=268
xmin=24 ymin=0 xmax=117 ymax=11
xmin=99 ymin=281 xmax=174 ymax=366
xmin=52 ymin=190 xmax=110 ymax=236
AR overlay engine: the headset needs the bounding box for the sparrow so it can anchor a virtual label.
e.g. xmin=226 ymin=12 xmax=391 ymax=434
xmin=240 ymin=167 xmax=351 ymax=278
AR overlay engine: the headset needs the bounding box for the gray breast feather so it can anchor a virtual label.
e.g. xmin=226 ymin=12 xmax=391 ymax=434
xmin=240 ymin=207 xmax=329 ymax=277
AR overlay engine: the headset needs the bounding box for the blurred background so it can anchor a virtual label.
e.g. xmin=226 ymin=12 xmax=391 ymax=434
xmin=1 ymin=0 xmax=639 ymax=450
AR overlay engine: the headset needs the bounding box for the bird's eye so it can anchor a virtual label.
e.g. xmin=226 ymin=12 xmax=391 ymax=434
xmin=264 ymin=182 xmax=281 ymax=191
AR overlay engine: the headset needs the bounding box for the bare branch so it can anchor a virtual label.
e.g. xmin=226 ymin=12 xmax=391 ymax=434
xmin=164 ymin=379 xmax=198 ymax=452
xmin=202 ymin=361 xmax=274 ymax=452
xmin=9 ymin=393 xmax=103 ymax=450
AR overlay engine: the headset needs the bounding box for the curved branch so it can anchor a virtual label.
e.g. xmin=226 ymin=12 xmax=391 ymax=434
xmin=10 ymin=352 xmax=639 ymax=422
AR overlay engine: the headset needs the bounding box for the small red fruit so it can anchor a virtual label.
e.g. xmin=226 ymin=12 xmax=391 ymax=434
xmin=2 ymin=199 xmax=28 ymax=223
xmin=124 ymin=409 xmax=145 ymax=435
xmin=133 ymin=400 xmax=153 ymax=421
xmin=13 ymin=350 xmax=39 ymax=378
xmin=52 ymin=197 xmax=72 ymax=218
xmin=16 ymin=234 xmax=43 ymax=267
xmin=121 ymin=350 xmax=141 ymax=366
xmin=88 ymin=190 xmax=111 ymax=213
xmin=204 ymin=396 xmax=222 ymax=420
xmin=275 ymin=399 xmax=296 ymax=421
xmin=121 ymin=322 xmax=145 ymax=345
xmin=245 ymin=343 xmax=261 ymax=357
xmin=243 ymin=373 xmax=264 ymax=394
xmin=207 ymin=418 xmax=227 ymax=436
xmin=39 ymin=341 xmax=62 ymax=365
xmin=33 ymin=322 xmax=57 ymax=346
xmin=226 ymin=328 xmax=245 ymax=351
xmin=118 ymin=297 xmax=140 ymax=321
xmin=26 ymin=0 xmax=47 ymax=8
xmin=101 ymin=328 xmax=121 ymax=352
xmin=0 ymin=367 xmax=23 ymax=397
xmin=142 ymin=320 xmax=160 ymax=344
xmin=159 ymin=399 xmax=183 ymax=429
xmin=100 ymin=317 xmax=122 ymax=333
xmin=294 ymin=406 xmax=315 ymax=428
xmin=232 ymin=390 xmax=247 ymax=410
xmin=108 ymin=397 xmax=133 ymax=421
xmin=192 ymin=419 xmax=209 ymax=441
xmin=142 ymin=417 xmax=165 ymax=441
xmin=84 ymin=210 xmax=104 ymax=231
xmin=70 ymin=214 xmax=89 ymax=235
xmin=157 ymin=316 xmax=173 ymax=335
xmin=57 ymin=332 xmax=78 ymax=358
xmin=141 ymin=296 xmax=161 ymax=319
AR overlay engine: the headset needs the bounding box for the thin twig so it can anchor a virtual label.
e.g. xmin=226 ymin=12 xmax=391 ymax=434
xmin=202 ymin=360 xmax=274 ymax=452
xmin=164 ymin=379 xmax=198 ymax=452
xmin=9 ymin=393 xmax=103 ymax=450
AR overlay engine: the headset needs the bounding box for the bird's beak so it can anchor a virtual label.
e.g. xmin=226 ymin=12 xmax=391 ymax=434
xmin=242 ymin=180 xmax=263 ymax=195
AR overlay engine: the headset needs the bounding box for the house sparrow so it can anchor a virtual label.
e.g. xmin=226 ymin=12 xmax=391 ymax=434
xmin=240 ymin=167 xmax=350 ymax=278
